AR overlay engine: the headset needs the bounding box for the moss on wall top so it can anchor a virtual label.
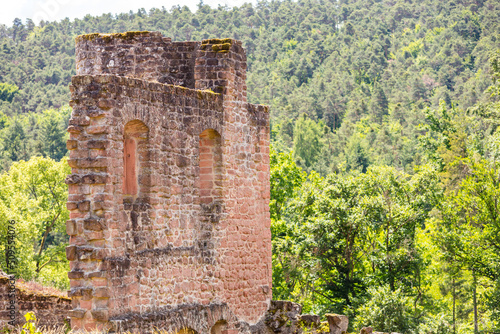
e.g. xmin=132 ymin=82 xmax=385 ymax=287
xmin=75 ymin=31 xmax=152 ymax=43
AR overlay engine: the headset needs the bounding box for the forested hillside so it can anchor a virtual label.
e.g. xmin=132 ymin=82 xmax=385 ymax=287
xmin=0 ymin=0 xmax=500 ymax=333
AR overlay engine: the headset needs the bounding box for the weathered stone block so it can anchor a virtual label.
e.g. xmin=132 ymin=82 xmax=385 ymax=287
xmin=83 ymin=218 xmax=103 ymax=231
xmin=326 ymin=314 xmax=349 ymax=334
xmin=67 ymin=139 xmax=78 ymax=150
xmin=68 ymin=309 xmax=86 ymax=319
xmin=66 ymin=245 xmax=77 ymax=261
xmin=66 ymin=220 xmax=77 ymax=236
xmin=77 ymin=200 xmax=90 ymax=211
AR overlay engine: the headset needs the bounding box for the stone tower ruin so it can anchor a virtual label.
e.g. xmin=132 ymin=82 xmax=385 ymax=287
xmin=65 ymin=31 xmax=271 ymax=333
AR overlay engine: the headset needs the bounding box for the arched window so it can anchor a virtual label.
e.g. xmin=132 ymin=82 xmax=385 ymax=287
xmin=123 ymin=120 xmax=149 ymax=196
xmin=199 ymin=129 xmax=222 ymax=204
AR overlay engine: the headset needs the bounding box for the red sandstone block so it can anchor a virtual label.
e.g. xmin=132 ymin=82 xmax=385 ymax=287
xmin=77 ymin=200 xmax=90 ymax=212
xmin=199 ymin=172 xmax=213 ymax=181
xmin=70 ymin=210 xmax=88 ymax=220
xmin=69 ymin=309 xmax=86 ymax=319
xmin=79 ymin=299 xmax=92 ymax=310
xmin=200 ymin=188 xmax=212 ymax=198
xmin=68 ymin=270 xmax=84 ymax=279
xmin=86 ymin=140 xmax=108 ymax=150
xmin=67 ymin=125 xmax=83 ymax=134
xmin=91 ymin=309 xmax=109 ymax=322
xmin=92 ymin=278 xmax=107 ymax=287
xmin=66 ymin=220 xmax=77 ymax=236
xmin=68 ymin=184 xmax=79 ymax=195
xmin=86 ymin=124 xmax=109 ymax=134
xmin=66 ymin=245 xmax=77 ymax=261
xmin=92 ymin=297 xmax=109 ymax=309
xmin=85 ymin=230 xmax=104 ymax=241
xmin=97 ymin=99 xmax=113 ymax=110
xmin=200 ymin=180 xmax=213 ymax=189
xmin=81 ymin=173 xmax=108 ymax=184
xmin=67 ymin=140 xmax=78 ymax=150
xmin=127 ymin=283 xmax=140 ymax=294
xmin=90 ymin=248 xmax=106 ymax=260
xmin=67 ymin=202 xmax=78 ymax=210
xmin=83 ymin=321 xmax=100 ymax=332
xmin=70 ymin=235 xmax=86 ymax=246
xmin=69 ymin=116 xmax=91 ymax=127
xmin=199 ymin=146 xmax=212 ymax=154
xmin=199 ymin=159 xmax=214 ymax=168
xmin=84 ymin=218 xmax=103 ymax=231
xmin=69 ymin=157 xmax=108 ymax=168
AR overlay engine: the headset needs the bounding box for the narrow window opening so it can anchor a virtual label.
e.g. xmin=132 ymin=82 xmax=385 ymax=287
xmin=123 ymin=120 xmax=149 ymax=196
xmin=123 ymin=137 xmax=138 ymax=195
xmin=199 ymin=129 xmax=222 ymax=204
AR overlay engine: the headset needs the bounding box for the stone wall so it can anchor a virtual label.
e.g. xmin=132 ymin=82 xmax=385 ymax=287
xmin=107 ymin=300 xmax=349 ymax=334
xmin=0 ymin=274 xmax=71 ymax=329
xmin=75 ymin=32 xmax=198 ymax=88
xmin=66 ymin=31 xmax=271 ymax=332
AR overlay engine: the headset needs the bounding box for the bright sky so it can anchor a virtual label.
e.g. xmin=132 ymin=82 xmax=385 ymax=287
xmin=1 ymin=0 xmax=254 ymax=26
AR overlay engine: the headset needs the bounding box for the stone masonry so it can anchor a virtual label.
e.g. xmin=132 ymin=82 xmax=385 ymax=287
xmin=65 ymin=31 xmax=271 ymax=333
xmin=0 ymin=271 xmax=72 ymax=329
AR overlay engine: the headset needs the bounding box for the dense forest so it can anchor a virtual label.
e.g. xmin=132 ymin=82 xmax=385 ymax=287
xmin=0 ymin=0 xmax=499 ymax=332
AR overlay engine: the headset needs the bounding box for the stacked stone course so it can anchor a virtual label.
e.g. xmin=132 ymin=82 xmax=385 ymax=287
xmin=0 ymin=273 xmax=71 ymax=329
xmin=66 ymin=32 xmax=271 ymax=333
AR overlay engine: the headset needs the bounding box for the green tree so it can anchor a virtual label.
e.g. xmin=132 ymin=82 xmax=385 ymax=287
xmin=345 ymin=134 xmax=370 ymax=173
xmin=355 ymin=285 xmax=417 ymax=333
xmin=438 ymin=157 xmax=500 ymax=332
xmin=270 ymin=146 xmax=306 ymax=220
xmin=270 ymin=146 xmax=311 ymax=304
xmin=469 ymin=50 xmax=500 ymax=124
xmin=39 ymin=108 xmax=68 ymax=161
xmin=0 ymin=157 xmax=70 ymax=289
xmin=370 ymin=84 xmax=389 ymax=123
xmin=306 ymin=171 xmax=372 ymax=311
xmin=0 ymin=82 xmax=19 ymax=102
xmin=1 ymin=117 xmax=29 ymax=162
xmin=366 ymin=166 xmax=439 ymax=293
xmin=293 ymin=115 xmax=326 ymax=171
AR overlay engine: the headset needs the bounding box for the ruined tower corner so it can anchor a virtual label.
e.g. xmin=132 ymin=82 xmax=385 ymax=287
xmin=66 ymin=31 xmax=273 ymax=333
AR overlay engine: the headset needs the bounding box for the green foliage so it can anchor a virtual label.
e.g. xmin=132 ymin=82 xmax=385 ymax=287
xmin=0 ymin=157 xmax=70 ymax=289
xmin=270 ymin=155 xmax=440 ymax=326
xmin=2 ymin=117 xmax=30 ymax=163
xmin=270 ymin=146 xmax=306 ymax=221
xmin=438 ymin=158 xmax=500 ymax=331
xmin=344 ymin=134 xmax=369 ymax=173
xmin=292 ymin=115 xmax=327 ymax=171
xmin=39 ymin=108 xmax=70 ymax=161
xmin=354 ymin=285 xmax=416 ymax=333
xmin=469 ymin=50 xmax=500 ymax=124
xmin=0 ymin=106 xmax=69 ymax=171
xmin=0 ymin=83 xmax=19 ymax=102
xmin=270 ymin=147 xmax=310 ymax=304
xmin=306 ymin=171 xmax=371 ymax=311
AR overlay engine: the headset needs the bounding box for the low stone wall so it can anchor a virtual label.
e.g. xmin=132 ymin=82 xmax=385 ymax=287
xmin=1 ymin=285 xmax=351 ymax=334
xmin=105 ymin=300 xmax=349 ymax=334
xmin=0 ymin=274 xmax=71 ymax=330
xmin=262 ymin=301 xmax=348 ymax=334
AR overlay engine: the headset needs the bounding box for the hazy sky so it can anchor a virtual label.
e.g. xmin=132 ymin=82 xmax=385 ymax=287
xmin=1 ymin=0 xmax=254 ymax=26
